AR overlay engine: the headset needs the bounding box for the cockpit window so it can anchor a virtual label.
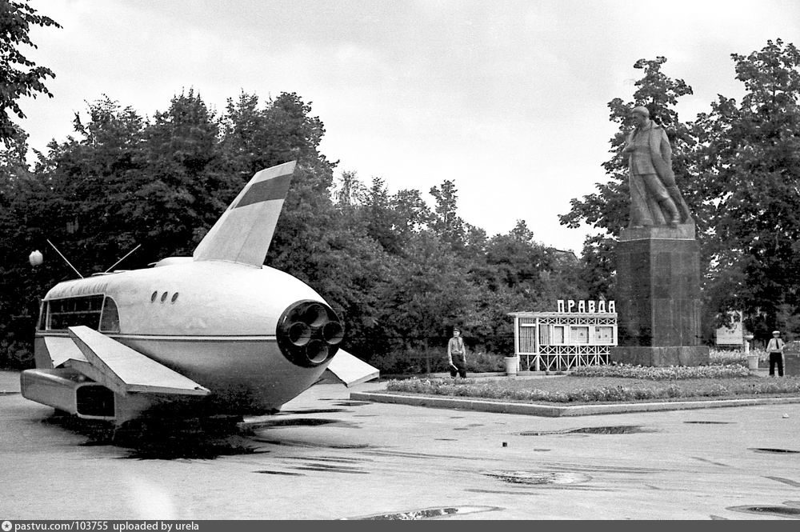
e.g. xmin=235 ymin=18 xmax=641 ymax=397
xmin=100 ymin=297 xmax=120 ymax=333
xmin=38 ymin=301 xmax=46 ymax=330
xmin=47 ymin=295 xmax=104 ymax=331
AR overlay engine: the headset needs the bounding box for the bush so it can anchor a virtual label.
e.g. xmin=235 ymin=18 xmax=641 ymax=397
xmin=0 ymin=340 xmax=34 ymax=370
xmin=368 ymin=349 xmax=504 ymax=375
xmin=709 ymin=347 xmax=768 ymax=367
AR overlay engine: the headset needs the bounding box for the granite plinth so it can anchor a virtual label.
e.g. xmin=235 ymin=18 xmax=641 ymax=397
xmin=609 ymin=346 xmax=710 ymax=367
xmin=615 ymin=223 xmax=705 ymax=366
xmin=785 ymin=354 xmax=800 ymax=376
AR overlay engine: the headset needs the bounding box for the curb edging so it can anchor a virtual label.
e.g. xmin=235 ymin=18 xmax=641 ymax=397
xmin=349 ymin=391 xmax=800 ymax=417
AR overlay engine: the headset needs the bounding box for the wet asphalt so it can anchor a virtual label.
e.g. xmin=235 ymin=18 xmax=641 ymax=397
xmin=1 ymin=370 xmax=799 ymax=520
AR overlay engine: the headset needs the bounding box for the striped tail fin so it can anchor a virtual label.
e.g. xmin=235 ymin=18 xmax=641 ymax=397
xmin=193 ymin=161 xmax=296 ymax=267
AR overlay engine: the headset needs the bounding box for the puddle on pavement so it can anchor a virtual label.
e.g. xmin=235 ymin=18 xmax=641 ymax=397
xmin=116 ymin=430 xmax=265 ymax=460
xmin=333 ymin=401 xmax=371 ymax=407
xmin=466 ymin=489 xmax=542 ymax=496
xmin=521 ymin=425 xmax=654 ymax=436
xmin=750 ymin=448 xmax=800 ymax=454
xmin=727 ymin=505 xmax=800 ymax=519
xmin=117 ymin=421 xmax=265 ymax=460
xmin=43 ymin=414 xmax=116 ymax=441
xmin=39 ymin=410 xmax=371 ymax=459
xmin=571 ymin=426 xmax=654 ymax=434
xmin=0 ymin=391 xmax=20 ymax=396
xmin=248 ymin=418 xmax=362 ymax=437
xmin=684 ymin=421 xmax=734 ymax=425
xmin=250 ymin=418 xmax=344 ymax=428
xmin=279 ymin=408 xmax=344 ymax=415
xmin=341 ymin=505 xmax=501 ymax=520
xmin=691 ymin=456 xmax=730 ymax=467
xmin=293 ymin=463 xmax=369 ymax=475
xmin=281 ymin=455 xmax=370 ymax=466
xmin=766 ymin=477 xmax=800 ymax=488
xmin=254 ymin=470 xmax=304 ymax=476
xmin=43 ymin=412 xmax=269 ymax=459
xmin=249 ymin=436 xmax=370 ymax=449
xmin=550 ymin=464 xmax=663 ymax=475
xmin=485 ymin=471 xmax=592 ymax=486
xmin=123 ymin=439 xmax=263 ymax=460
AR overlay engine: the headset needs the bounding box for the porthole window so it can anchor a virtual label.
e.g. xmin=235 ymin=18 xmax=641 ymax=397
xmin=151 ymin=291 xmax=157 ymax=303
xmin=161 ymin=292 xmax=168 ymax=303
xmin=171 ymin=292 xmax=179 ymax=303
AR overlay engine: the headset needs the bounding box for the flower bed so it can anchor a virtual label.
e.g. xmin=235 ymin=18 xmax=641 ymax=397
xmin=570 ymin=364 xmax=750 ymax=380
xmin=385 ymin=361 xmax=800 ymax=404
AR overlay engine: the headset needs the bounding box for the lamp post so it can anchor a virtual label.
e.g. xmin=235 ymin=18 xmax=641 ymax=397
xmin=744 ymin=333 xmax=754 ymax=354
xmin=744 ymin=333 xmax=758 ymax=371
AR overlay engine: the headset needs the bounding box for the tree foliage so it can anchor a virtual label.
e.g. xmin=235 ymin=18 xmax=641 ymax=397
xmin=0 ymin=88 xmax=587 ymax=370
xmin=7 ymin=37 xmax=800 ymax=371
xmin=0 ymin=0 xmax=61 ymax=145
xmin=691 ymin=39 xmax=800 ymax=339
xmin=562 ymin=39 xmax=800 ymax=345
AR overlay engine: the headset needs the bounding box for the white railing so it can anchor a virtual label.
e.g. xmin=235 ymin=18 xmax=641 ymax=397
xmin=520 ymin=345 xmax=611 ymax=372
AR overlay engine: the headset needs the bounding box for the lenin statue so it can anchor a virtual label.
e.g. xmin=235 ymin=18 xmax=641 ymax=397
xmin=622 ymin=105 xmax=692 ymax=228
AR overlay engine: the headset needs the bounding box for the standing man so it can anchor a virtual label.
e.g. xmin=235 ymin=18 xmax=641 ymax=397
xmin=622 ymin=105 xmax=692 ymax=228
xmin=767 ymin=330 xmax=785 ymax=377
xmin=448 ymin=328 xmax=467 ymax=378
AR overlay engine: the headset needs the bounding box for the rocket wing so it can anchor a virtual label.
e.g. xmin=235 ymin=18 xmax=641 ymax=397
xmin=62 ymin=326 xmax=209 ymax=396
xmin=324 ymin=350 xmax=380 ymax=387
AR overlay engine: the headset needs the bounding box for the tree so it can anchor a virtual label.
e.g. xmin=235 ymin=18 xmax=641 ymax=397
xmin=429 ymin=179 xmax=465 ymax=249
xmin=482 ymin=220 xmax=549 ymax=291
xmin=334 ymin=170 xmax=368 ymax=210
xmin=0 ymin=81 xmax=599 ymax=371
xmin=142 ymin=89 xmax=223 ymax=258
xmin=389 ymin=188 xmax=433 ymax=251
xmin=0 ymin=0 xmax=61 ymax=145
xmin=363 ymin=177 xmax=400 ymax=254
xmin=691 ymin=39 xmax=800 ymax=339
xmin=0 ymin=129 xmax=41 ymax=367
xmin=35 ymin=96 xmax=148 ymax=273
xmin=377 ymin=231 xmax=479 ymax=371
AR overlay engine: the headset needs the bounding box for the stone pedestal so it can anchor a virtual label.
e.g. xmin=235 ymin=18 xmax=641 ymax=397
xmin=785 ymin=354 xmax=800 ymax=376
xmin=609 ymin=223 xmax=709 ymax=366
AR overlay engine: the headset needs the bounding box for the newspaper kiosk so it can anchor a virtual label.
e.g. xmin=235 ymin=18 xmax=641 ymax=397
xmin=510 ymin=300 xmax=617 ymax=372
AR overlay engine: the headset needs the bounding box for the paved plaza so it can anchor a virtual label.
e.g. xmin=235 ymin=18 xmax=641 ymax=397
xmin=1 ymin=370 xmax=799 ymax=520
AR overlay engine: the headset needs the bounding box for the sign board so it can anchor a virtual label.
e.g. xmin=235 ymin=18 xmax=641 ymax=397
xmin=715 ymin=311 xmax=744 ymax=345
xmin=556 ymin=299 xmax=615 ymax=313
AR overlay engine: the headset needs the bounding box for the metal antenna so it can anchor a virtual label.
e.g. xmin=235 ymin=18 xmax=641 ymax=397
xmin=104 ymin=244 xmax=142 ymax=273
xmin=46 ymin=239 xmax=84 ymax=279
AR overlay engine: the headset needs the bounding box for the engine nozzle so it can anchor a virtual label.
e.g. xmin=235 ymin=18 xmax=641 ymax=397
xmin=277 ymin=300 xmax=344 ymax=367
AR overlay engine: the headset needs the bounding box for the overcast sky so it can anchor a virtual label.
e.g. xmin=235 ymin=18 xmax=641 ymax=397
xmin=19 ymin=0 xmax=800 ymax=253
